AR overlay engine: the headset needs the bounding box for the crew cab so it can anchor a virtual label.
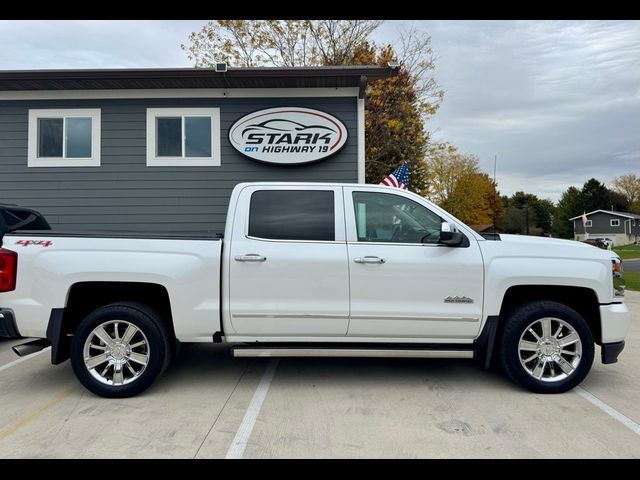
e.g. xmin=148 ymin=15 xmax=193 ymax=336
xmin=0 ymin=182 xmax=630 ymax=397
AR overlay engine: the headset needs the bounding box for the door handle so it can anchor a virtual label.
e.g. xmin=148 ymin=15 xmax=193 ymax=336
xmin=235 ymin=254 xmax=267 ymax=262
xmin=354 ymin=256 xmax=385 ymax=264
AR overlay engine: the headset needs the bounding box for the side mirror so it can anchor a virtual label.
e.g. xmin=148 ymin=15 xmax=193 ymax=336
xmin=439 ymin=222 xmax=466 ymax=247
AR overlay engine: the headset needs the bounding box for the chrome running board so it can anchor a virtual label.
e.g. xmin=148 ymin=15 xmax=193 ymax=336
xmin=232 ymin=347 xmax=474 ymax=359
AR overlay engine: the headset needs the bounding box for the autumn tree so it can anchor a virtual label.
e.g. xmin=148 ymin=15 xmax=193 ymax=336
xmin=353 ymin=44 xmax=431 ymax=194
xmin=424 ymin=143 xmax=477 ymax=205
xmin=446 ymin=173 xmax=505 ymax=225
xmin=181 ymin=20 xmax=383 ymax=67
xmin=612 ymin=173 xmax=640 ymax=213
xmin=181 ymin=20 xmax=443 ymax=193
xmin=424 ymin=143 xmax=503 ymax=225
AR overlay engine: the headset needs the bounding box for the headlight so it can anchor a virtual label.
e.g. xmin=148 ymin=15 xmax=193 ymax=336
xmin=612 ymin=257 xmax=625 ymax=298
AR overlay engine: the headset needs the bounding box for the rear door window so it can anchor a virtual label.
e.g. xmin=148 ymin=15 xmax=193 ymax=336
xmin=249 ymin=190 xmax=335 ymax=241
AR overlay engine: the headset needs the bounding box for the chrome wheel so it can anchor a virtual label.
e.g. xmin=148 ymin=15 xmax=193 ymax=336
xmin=518 ymin=317 xmax=582 ymax=383
xmin=83 ymin=320 xmax=150 ymax=386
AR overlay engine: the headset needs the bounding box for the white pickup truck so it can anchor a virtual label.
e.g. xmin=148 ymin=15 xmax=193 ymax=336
xmin=0 ymin=182 xmax=630 ymax=398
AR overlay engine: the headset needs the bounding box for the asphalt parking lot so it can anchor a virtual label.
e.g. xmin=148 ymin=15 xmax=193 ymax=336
xmin=0 ymin=294 xmax=639 ymax=459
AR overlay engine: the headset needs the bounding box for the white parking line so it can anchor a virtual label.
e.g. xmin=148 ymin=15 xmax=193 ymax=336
xmin=575 ymin=386 xmax=640 ymax=436
xmin=0 ymin=347 xmax=50 ymax=373
xmin=225 ymin=359 xmax=279 ymax=459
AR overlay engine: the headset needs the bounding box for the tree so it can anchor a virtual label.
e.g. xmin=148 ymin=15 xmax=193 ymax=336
xmin=500 ymin=207 xmax=526 ymax=234
xmin=612 ymin=173 xmax=640 ymax=213
xmin=447 ymin=173 xmax=504 ymax=225
xmin=498 ymin=192 xmax=555 ymax=235
xmin=424 ymin=143 xmax=504 ymax=225
xmin=553 ymin=186 xmax=583 ymax=238
xmin=181 ymin=20 xmax=383 ymax=67
xmin=536 ymin=199 xmax=556 ymax=232
xmin=425 ymin=142 xmax=478 ymax=206
xmin=181 ymin=21 xmax=444 ymax=193
xmin=608 ymin=190 xmax=629 ymax=212
xmin=581 ymin=178 xmax=611 ymax=213
xmin=354 ymin=44 xmax=430 ymax=193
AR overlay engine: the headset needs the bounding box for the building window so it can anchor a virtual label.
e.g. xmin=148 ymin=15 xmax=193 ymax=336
xmin=28 ymin=109 xmax=101 ymax=167
xmin=146 ymin=108 xmax=220 ymax=166
xmin=585 ymin=220 xmax=592 ymax=227
xmin=610 ymin=219 xmax=620 ymax=227
xmin=248 ymin=190 xmax=335 ymax=241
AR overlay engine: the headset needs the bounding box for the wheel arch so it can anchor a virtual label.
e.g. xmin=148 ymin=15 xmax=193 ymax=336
xmin=498 ymin=285 xmax=601 ymax=344
xmin=47 ymin=281 xmax=174 ymax=364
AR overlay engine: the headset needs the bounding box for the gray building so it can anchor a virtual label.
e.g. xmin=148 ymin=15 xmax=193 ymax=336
xmin=0 ymin=66 xmax=395 ymax=233
xmin=571 ymin=210 xmax=640 ymax=245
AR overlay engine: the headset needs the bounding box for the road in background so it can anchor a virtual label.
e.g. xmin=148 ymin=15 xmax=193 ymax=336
xmin=624 ymin=260 xmax=640 ymax=273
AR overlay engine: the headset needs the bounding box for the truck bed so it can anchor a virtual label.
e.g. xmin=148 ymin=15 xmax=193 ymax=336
xmin=2 ymin=230 xmax=223 ymax=342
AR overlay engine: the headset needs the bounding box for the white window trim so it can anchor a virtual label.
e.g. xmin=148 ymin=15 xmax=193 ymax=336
xmin=585 ymin=220 xmax=592 ymax=227
xmin=610 ymin=219 xmax=620 ymax=227
xmin=146 ymin=107 xmax=221 ymax=167
xmin=28 ymin=108 xmax=101 ymax=167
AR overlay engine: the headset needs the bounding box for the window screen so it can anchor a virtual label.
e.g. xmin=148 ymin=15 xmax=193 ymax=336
xmin=249 ymin=190 xmax=335 ymax=241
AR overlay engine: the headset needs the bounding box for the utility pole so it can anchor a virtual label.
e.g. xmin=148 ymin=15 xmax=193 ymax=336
xmin=492 ymin=155 xmax=498 ymax=233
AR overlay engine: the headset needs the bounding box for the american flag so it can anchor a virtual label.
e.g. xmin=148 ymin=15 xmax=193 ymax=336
xmin=380 ymin=162 xmax=410 ymax=190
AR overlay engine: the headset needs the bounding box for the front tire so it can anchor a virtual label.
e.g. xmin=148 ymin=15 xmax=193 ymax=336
xmin=70 ymin=302 xmax=172 ymax=398
xmin=499 ymin=301 xmax=594 ymax=394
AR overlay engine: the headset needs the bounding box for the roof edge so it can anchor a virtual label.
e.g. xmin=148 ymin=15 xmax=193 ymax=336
xmin=569 ymin=209 xmax=639 ymax=221
xmin=0 ymin=66 xmax=397 ymax=80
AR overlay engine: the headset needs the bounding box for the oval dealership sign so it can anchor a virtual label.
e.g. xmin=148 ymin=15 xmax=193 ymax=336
xmin=229 ymin=107 xmax=348 ymax=165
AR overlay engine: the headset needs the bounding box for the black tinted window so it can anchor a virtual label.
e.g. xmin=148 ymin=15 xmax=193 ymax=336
xmin=249 ymin=190 xmax=335 ymax=241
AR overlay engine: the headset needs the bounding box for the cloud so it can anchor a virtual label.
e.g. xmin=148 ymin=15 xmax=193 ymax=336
xmin=374 ymin=20 xmax=640 ymax=200
xmin=0 ymin=20 xmax=637 ymax=201
xmin=0 ymin=20 xmax=205 ymax=69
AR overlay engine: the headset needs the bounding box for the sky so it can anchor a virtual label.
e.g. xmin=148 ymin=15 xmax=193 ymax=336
xmin=0 ymin=20 xmax=638 ymax=201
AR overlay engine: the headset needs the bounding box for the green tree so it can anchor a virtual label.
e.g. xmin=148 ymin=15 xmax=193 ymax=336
xmin=181 ymin=20 xmax=444 ymax=194
xmin=536 ymin=199 xmax=556 ymax=232
xmin=500 ymin=207 xmax=525 ymax=234
xmin=581 ymin=178 xmax=611 ymax=213
xmin=497 ymin=192 xmax=555 ymax=235
xmin=553 ymin=186 xmax=583 ymax=238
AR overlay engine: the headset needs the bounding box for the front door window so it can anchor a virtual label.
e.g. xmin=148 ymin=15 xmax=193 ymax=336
xmin=352 ymin=191 xmax=442 ymax=244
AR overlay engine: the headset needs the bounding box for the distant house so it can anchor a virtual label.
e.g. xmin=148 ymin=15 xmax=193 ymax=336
xmin=571 ymin=210 xmax=640 ymax=245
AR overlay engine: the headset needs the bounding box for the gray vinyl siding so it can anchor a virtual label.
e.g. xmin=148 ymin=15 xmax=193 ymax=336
xmin=573 ymin=212 xmax=640 ymax=235
xmin=0 ymin=96 xmax=358 ymax=233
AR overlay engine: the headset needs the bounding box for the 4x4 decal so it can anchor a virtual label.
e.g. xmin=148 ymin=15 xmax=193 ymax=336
xmin=15 ymin=240 xmax=52 ymax=247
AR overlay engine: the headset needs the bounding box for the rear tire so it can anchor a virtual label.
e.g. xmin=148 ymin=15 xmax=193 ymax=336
xmin=499 ymin=301 xmax=594 ymax=393
xmin=70 ymin=302 xmax=172 ymax=398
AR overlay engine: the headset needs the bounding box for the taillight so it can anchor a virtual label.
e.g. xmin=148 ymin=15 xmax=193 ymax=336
xmin=0 ymin=248 xmax=17 ymax=292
